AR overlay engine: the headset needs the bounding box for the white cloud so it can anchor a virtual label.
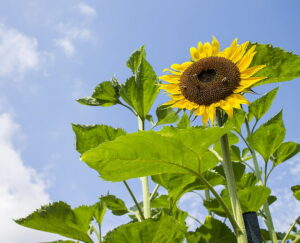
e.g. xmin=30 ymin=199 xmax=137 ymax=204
xmin=54 ymin=23 xmax=92 ymax=57
xmin=0 ymin=24 xmax=39 ymax=78
xmin=0 ymin=113 xmax=56 ymax=243
xmin=77 ymin=3 xmax=97 ymax=17
xmin=54 ymin=38 xmax=75 ymax=57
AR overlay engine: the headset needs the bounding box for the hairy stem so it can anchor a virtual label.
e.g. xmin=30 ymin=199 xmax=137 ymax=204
xmin=245 ymin=118 xmax=277 ymax=243
xmin=138 ymin=116 xmax=151 ymax=219
xmin=217 ymin=112 xmax=248 ymax=243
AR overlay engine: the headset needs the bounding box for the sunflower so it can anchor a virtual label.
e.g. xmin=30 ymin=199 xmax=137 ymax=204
xmin=160 ymin=37 xmax=267 ymax=125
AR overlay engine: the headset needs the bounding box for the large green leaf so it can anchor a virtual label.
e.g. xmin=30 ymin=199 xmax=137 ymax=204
xmin=237 ymin=186 xmax=271 ymax=212
xmin=251 ymin=43 xmax=300 ymax=86
xmin=100 ymin=195 xmax=128 ymax=216
xmin=15 ymin=202 xmax=94 ymax=243
xmin=72 ymin=124 xmax=126 ymax=154
xmin=155 ymin=105 xmax=179 ymax=126
xmin=186 ymin=216 xmax=236 ymax=243
xmin=271 ymin=141 xmax=300 ymax=166
xmin=120 ymin=47 xmax=159 ymax=119
xmin=77 ymin=80 xmax=120 ymax=107
xmin=103 ymin=215 xmax=186 ymax=243
xmin=291 ymin=185 xmax=300 ymax=201
xmin=248 ymin=87 xmax=279 ymax=121
xmin=126 ymin=45 xmax=146 ymax=73
xmin=247 ymin=111 xmax=285 ymax=162
xmin=81 ymin=126 xmax=230 ymax=181
xmin=205 ymin=186 xmax=270 ymax=215
xmin=152 ymin=171 xmax=224 ymax=203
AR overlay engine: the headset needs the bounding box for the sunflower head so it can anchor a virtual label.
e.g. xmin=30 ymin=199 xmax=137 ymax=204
xmin=160 ymin=37 xmax=266 ymax=125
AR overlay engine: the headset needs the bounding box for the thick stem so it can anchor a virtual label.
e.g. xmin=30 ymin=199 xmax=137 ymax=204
xmin=245 ymin=118 xmax=278 ymax=243
xmin=217 ymin=112 xmax=248 ymax=243
xmin=138 ymin=116 xmax=151 ymax=219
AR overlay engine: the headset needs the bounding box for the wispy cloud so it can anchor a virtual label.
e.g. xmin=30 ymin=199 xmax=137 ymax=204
xmin=53 ymin=22 xmax=93 ymax=57
xmin=77 ymin=2 xmax=97 ymax=17
xmin=0 ymin=112 xmax=55 ymax=242
xmin=0 ymin=24 xmax=39 ymax=79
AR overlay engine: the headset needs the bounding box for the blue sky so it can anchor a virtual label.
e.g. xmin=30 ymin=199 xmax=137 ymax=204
xmin=1 ymin=0 xmax=300 ymax=242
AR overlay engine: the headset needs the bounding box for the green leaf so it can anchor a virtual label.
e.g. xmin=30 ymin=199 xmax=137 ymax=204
xmin=91 ymin=81 xmax=120 ymax=106
xmin=93 ymin=201 xmax=106 ymax=225
xmin=203 ymin=198 xmax=227 ymax=218
xmin=247 ymin=111 xmax=285 ymax=162
xmin=267 ymin=195 xmax=277 ymax=206
xmin=126 ymin=45 xmax=146 ymax=74
xmin=15 ymin=202 xmax=94 ymax=243
xmin=77 ymin=97 xmax=108 ymax=106
xmin=213 ymin=132 xmax=239 ymax=159
xmin=77 ymin=80 xmax=120 ymax=107
xmin=236 ymin=172 xmax=257 ymax=190
xmin=120 ymin=47 xmax=159 ymax=119
xmin=155 ymin=106 xmax=179 ymax=126
xmin=152 ymin=171 xmax=224 ymax=203
xmin=150 ymin=195 xmax=170 ymax=209
xmin=213 ymin=162 xmax=246 ymax=182
xmin=237 ymin=186 xmax=271 ymax=212
xmin=81 ymin=126 xmax=230 ymax=181
xmin=103 ymin=215 xmax=186 ymax=243
xmin=100 ymin=195 xmax=128 ymax=216
xmin=176 ymin=112 xmax=190 ymax=128
xmin=250 ymin=43 xmax=300 ymax=86
xmin=260 ymin=229 xmax=285 ymax=241
xmin=248 ymin=87 xmax=279 ymax=121
xmin=72 ymin=124 xmax=126 ymax=154
xmin=231 ymin=109 xmax=247 ymax=133
xmin=271 ymin=141 xmax=300 ymax=165
xmin=291 ymin=185 xmax=300 ymax=201
xmin=186 ymin=216 xmax=236 ymax=243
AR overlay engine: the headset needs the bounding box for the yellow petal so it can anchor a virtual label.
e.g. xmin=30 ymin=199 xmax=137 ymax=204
xmin=162 ymin=68 xmax=182 ymax=75
xmin=196 ymin=42 xmax=206 ymax=59
xmin=226 ymin=94 xmax=249 ymax=108
xmin=170 ymin=94 xmax=185 ymax=100
xmin=237 ymin=45 xmax=257 ymax=72
xmin=203 ymin=42 xmax=212 ymax=57
xmin=220 ymin=100 xmax=234 ymax=118
xmin=230 ymin=41 xmax=249 ymax=63
xmin=171 ymin=99 xmax=191 ymax=109
xmin=208 ymin=105 xmax=216 ymax=125
xmin=240 ymin=65 xmax=266 ymax=78
xmin=170 ymin=62 xmax=193 ymax=72
xmin=220 ymin=38 xmax=238 ymax=58
xmin=202 ymin=107 xmax=209 ymax=125
xmin=160 ymin=84 xmax=181 ymax=94
xmin=211 ymin=36 xmax=220 ymax=56
xmin=159 ymin=75 xmax=180 ymax=84
xmin=162 ymin=99 xmax=176 ymax=106
xmin=234 ymin=76 xmax=267 ymax=92
xmin=190 ymin=47 xmax=200 ymax=61
xmin=195 ymin=105 xmax=205 ymax=116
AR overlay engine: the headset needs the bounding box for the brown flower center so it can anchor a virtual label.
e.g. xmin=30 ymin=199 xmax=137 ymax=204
xmin=179 ymin=56 xmax=240 ymax=106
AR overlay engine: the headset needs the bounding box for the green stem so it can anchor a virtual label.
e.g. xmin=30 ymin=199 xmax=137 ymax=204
xmin=245 ymin=118 xmax=277 ymax=243
xmin=149 ymin=184 xmax=160 ymax=201
xmin=138 ymin=116 xmax=151 ymax=219
xmin=123 ymin=181 xmax=145 ymax=221
xmin=282 ymin=217 xmax=299 ymax=243
xmin=118 ymin=101 xmax=137 ymax=116
xmin=195 ymin=172 xmax=242 ymax=235
xmin=98 ymin=223 xmax=102 ymax=243
xmin=217 ymin=112 xmax=247 ymax=243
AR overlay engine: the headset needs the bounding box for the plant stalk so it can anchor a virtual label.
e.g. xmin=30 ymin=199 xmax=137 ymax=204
xmin=245 ymin=118 xmax=278 ymax=243
xmin=138 ymin=116 xmax=151 ymax=219
xmin=217 ymin=112 xmax=248 ymax=243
